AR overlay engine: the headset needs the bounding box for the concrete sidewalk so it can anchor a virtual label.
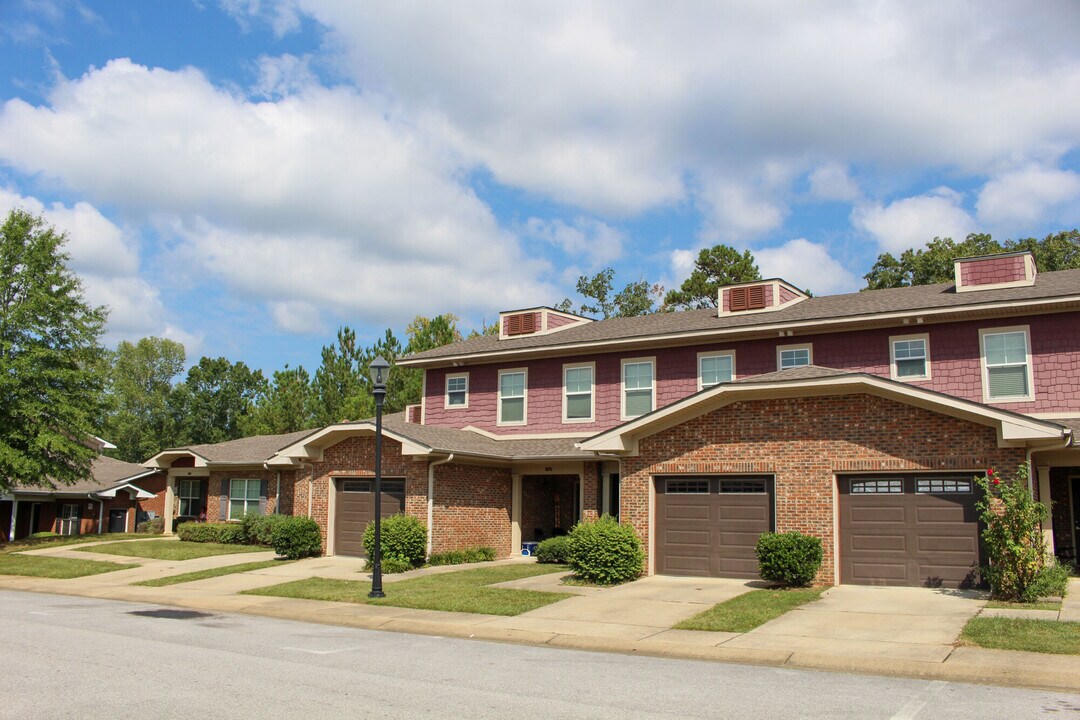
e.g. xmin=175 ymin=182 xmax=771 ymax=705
xmin=2 ymin=547 xmax=1079 ymax=694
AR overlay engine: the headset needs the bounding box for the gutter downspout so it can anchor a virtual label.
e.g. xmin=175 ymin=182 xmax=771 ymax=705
xmin=298 ymin=461 xmax=315 ymax=518
xmin=427 ymin=454 xmax=454 ymax=558
xmin=91 ymin=493 xmax=104 ymax=534
xmin=1025 ymin=429 xmax=1073 ymax=492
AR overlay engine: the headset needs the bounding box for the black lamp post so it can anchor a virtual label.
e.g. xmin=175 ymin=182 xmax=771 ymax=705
xmin=368 ymin=356 xmax=391 ymax=599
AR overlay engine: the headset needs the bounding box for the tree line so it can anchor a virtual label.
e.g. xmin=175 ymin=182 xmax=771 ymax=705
xmin=1 ymin=206 xmax=1077 ymax=487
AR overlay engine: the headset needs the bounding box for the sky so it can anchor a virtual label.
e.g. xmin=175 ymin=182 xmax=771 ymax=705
xmin=1 ymin=1 xmax=1079 ymax=375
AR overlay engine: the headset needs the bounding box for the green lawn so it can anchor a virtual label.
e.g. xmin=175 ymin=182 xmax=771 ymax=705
xmin=0 ymin=533 xmax=144 ymax=555
xmin=0 ymin=553 xmax=136 ymax=579
xmin=675 ymin=587 xmax=828 ymax=633
xmin=134 ymin=559 xmax=295 ymax=587
xmin=962 ymin=617 xmax=1080 ymax=655
xmin=244 ymin=563 xmax=572 ymax=616
xmin=984 ymin=600 xmax=1062 ymax=611
xmin=78 ymin=540 xmax=268 ymax=561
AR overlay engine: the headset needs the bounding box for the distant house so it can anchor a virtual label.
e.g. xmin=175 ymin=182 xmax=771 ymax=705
xmin=143 ymin=250 xmax=1078 ymax=588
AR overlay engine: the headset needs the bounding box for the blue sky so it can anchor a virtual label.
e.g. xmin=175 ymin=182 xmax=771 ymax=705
xmin=2 ymin=1 xmax=1079 ymax=375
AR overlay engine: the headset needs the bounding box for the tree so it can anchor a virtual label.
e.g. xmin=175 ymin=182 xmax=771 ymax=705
xmin=101 ymin=337 xmax=186 ymax=462
xmin=0 ymin=209 xmax=108 ymax=492
xmin=240 ymin=364 xmax=316 ymax=436
xmin=663 ymin=245 xmax=762 ymax=310
xmin=312 ymin=327 xmax=366 ymax=426
xmin=863 ymin=230 xmax=1080 ymax=289
xmin=564 ymin=268 xmax=663 ymax=319
xmin=175 ymin=357 xmax=267 ymax=445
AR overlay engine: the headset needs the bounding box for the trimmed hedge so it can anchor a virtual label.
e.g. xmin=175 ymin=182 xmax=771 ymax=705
xmin=177 ymin=522 xmax=234 ymax=543
xmin=755 ymin=531 xmax=823 ymax=587
xmin=363 ymin=514 xmax=427 ymax=571
xmin=270 ymin=517 xmax=323 ymax=559
xmin=567 ymin=515 xmax=643 ymax=585
xmin=137 ymin=518 xmax=165 ymax=534
xmin=535 ymin=536 xmax=570 ymax=564
xmin=428 ymin=547 xmax=497 ymax=566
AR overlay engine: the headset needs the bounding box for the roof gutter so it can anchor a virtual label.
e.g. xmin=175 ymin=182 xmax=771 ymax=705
xmin=1026 ymin=429 xmax=1074 ymax=493
xmin=427 ymin=454 xmax=454 ymax=558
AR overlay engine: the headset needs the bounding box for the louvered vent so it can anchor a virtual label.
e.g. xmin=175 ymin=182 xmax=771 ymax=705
xmin=729 ymin=285 xmax=767 ymax=311
xmin=505 ymin=312 xmax=538 ymax=335
xmin=405 ymin=404 xmax=422 ymax=423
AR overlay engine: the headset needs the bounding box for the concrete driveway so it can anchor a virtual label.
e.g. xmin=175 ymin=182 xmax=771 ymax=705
xmin=724 ymin=585 xmax=988 ymax=662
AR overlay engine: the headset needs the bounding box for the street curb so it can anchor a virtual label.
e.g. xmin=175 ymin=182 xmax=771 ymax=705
xmin=3 ymin=580 xmax=1079 ymax=694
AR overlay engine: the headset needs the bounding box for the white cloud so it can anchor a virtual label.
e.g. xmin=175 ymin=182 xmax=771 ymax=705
xmin=755 ymin=238 xmax=861 ymax=295
xmin=0 ymin=188 xmax=184 ymax=343
xmin=669 ymin=248 xmax=695 ymax=284
xmin=269 ymin=300 xmax=324 ymax=334
xmin=976 ymin=165 xmax=1080 ymax=231
xmin=852 ymin=187 xmax=977 ymax=253
xmin=252 ymin=53 xmax=317 ymax=98
xmin=808 ymin=163 xmax=860 ymax=202
xmin=697 ymin=177 xmax=787 ymax=241
xmin=0 ymin=59 xmax=556 ymax=326
xmin=524 ymin=217 xmax=624 ymax=269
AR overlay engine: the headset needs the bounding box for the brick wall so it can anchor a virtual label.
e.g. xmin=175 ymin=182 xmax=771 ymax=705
xmin=422 ymin=310 xmax=1080 ymax=433
xmin=206 ymin=468 xmax=292 ymax=522
xmin=620 ymin=393 xmax=1026 ymax=584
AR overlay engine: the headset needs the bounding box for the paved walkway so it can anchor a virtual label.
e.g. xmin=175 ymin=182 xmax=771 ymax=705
xmin=2 ymin=540 xmax=1079 ymax=694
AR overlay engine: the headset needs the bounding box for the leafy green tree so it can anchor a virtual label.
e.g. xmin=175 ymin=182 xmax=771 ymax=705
xmin=101 ymin=337 xmax=187 ymax=462
xmin=564 ymin=268 xmax=663 ymax=319
xmin=863 ymin=230 xmax=1080 ymax=289
xmin=240 ymin=364 xmax=317 ymax=436
xmin=312 ymin=327 xmax=366 ymax=425
xmin=663 ymin=245 xmax=762 ymax=310
xmin=175 ymin=356 xmax=267 ymax=444
xmin=0 ymin=209 xmax=108 ymax=492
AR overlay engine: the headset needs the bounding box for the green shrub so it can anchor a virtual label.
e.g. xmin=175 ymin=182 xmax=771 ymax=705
xmin=976 ymin=466 xmax=1051 ymax=602
xmin=217 ymin=523 xmax=246 ymax=545
xmin=1030 ymin=559 xmax=1071 ymax=599
xmin=362 ymin=514 xmax=427 ymax=569
xmin=567 ymin=515 xmax=643 ymax=585
xmin=755 ymin=531 xmax=823 ymax=587
xmin=428 ymin=546 xmax=497 ymax=566
xmin=535 ymin=536 xmax=570 ymax=564
xmin=270 ymin=516 xmax=323 ymax=559
xmin=241 ymin=513 xmax=288 ymax=546
xmin=177 ymin=522 xmax=227 ymax=543
xmin=379 ymin=556 xmax=417 ymax=574
xmin=136 ymin=518 xmax=164 ymax=534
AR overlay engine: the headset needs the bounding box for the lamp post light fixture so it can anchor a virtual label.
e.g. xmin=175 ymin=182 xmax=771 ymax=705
xmin=367 ymin=356 xmax=391 ymax=599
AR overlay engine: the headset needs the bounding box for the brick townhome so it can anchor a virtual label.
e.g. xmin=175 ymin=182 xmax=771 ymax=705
xmin=147 ymin=250 xmax=1079 ymax=588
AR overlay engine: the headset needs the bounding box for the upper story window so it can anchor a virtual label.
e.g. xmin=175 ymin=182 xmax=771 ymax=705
xmin=498 ymin=369 xmax=527 ymax=425
xmin=777 ymin=344 xmax=812 ymax=370
xmin=622 ymin=358 xmax=655 ymax=419
xmin=699 ymin=352 xmax=734 ymax=389
xmin=890 ymin=334 xmax=930 ymax=381
xmin=563 ymin=363 xmax=595 ymax=423
xmin=445 ymin=373 xmax=468 ymax=408
xmin=980 ymin=327 xmax=1033 ymax=402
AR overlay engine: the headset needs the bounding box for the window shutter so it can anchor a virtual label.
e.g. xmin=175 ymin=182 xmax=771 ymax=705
xmin=729 ymin=287 xmax=748 ymax=311
xmin=506 ymin=314 xmax=522 ymax=335
xmin=521 ymin=313 xmax=536 ymax=333
xmin=747 ymin=285 xmax=766 ymax=309
xmin=259 ymin=480 xmax=269 ymax=515
xmin=219 ymin=480 xmax=229 ymax=521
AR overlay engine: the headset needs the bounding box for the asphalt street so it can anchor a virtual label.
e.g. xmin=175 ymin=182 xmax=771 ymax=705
xmin=2 ymin=590 xmax=1078 ymax=719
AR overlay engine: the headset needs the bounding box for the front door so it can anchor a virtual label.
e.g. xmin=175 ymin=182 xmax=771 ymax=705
xmin=1072 ymin=476 xmax=1080 ymax=558
xmin=28 ymin=503 xmax=42 ymax=535
xmin=109 ymin=508 xmax=127 ymax=533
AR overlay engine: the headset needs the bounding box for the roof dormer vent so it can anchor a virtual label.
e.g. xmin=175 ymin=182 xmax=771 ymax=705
xmin=718 ymin=280 xmax=807 ymax=317
xmin=953 ymin=251 xmax=1037 ymax=292
xmin=498 ymin=307 xmax=592 ymax=339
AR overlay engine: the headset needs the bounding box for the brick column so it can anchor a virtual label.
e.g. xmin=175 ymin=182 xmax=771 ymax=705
xmin=581 ymin=462 xmax=601 ymax=521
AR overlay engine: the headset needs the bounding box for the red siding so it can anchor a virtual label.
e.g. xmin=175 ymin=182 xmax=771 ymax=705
xmin=547 ymin=313 xmax=581 ymax=329
xmin=959 ymin=255 xmax=1026 ymax=286
xmin=423 ymin=310 xmax=1080 ymax=433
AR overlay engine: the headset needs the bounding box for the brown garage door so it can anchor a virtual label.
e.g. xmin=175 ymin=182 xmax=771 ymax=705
xmin=334 ymin=478 xmax=406 ymax=557
xmin=839 ymin=475 xmax=981 ymax=588
xmin=655 ymin=477 xmax=773 ymax=578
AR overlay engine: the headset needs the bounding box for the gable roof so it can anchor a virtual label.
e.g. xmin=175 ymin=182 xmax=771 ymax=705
xmin=269 ymin=413 xmax=592 ymax=465
xmin=578 ymin=366 xmax=1070 ymax=454
xmin=401 ymin=267 xmax=1080 ymax=367
xmin=12 ymin=455 xmax=161 ymax=497
xmin=145 ymin=429 xmax=316 ymax=468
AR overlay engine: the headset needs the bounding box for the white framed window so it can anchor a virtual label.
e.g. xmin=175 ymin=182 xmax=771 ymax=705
xmin=562 ymin=363 xmax=595 ymax=423
xmin=621 ymin=357 xmax=655 ymax=419
xmin=777 ymin=344 xmax=812 ymax=370
xmin=228 ymin=478 xmax=262 ymax=520
xmin=178 ymin=478 xmax=202 ymax=516
xmin=890 ymin=334 xmax=930 ymax=381
xmin=445 ymin=372 xmax=469 ymax=409
xmin=980 ymin=326 xmax=1034 ymax=402
xmin=698 ymin=352 xmax=735 ymax=390
xmin=497 ymin=368 xmax=527 ymax=425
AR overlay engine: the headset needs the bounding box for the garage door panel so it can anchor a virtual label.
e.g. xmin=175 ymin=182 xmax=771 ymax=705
xmin=840 ymin=475 xmax=981 ymax=589
xmin=334 ymin=479 xmax=405 ymax=558
xmin=656 ymin=477 xmax=772 ymax=579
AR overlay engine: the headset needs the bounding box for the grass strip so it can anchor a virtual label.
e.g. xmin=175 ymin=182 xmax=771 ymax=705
xmin=0 ymin=533 xmax=147 ymax=555
xmin=984 ymin=600 xmax=1062 ymax=611
xmin=962 ymin=617 xmax=1080 ymax=655
xmin=675 ymin=587 xmax=827 ymax=633
xmin=78 ymin=540 xmax=268 ymax=561
xmin=133 ymin=559 xmax=294 ymax=587
xmin=0 ymin=553 xmax=136 ymax=579
xmin=244 ymin=563 xmax=571 ymax=616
